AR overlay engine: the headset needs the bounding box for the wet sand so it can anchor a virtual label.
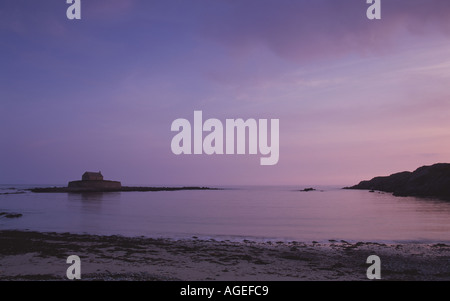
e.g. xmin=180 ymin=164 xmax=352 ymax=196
xmin=0 ymin=230 xmax=449 ymax=281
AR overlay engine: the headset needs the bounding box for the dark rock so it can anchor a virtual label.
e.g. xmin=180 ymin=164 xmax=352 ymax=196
xmin=29 ymin=186 xmax=219 ymax=193
xmin=29 ymin=172 xmax=220 ymax=193
xmin=68 ymin=180 xmax=121 ymax=190
xmin=344 ymin=163 xmax=450 ymax=201
xmin=0 ymin=191 xmax=25 ymax=195
xmin=1 ymin=213 xmax=23 ymax=219
xmin=300 ymin=187 xmax=316 ymax=192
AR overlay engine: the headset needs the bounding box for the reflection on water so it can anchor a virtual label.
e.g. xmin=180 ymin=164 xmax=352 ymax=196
xmin=1 ymin=186 xmax=450 ymax=242
xmin=67 ymin=192 xmax=121 ymax=213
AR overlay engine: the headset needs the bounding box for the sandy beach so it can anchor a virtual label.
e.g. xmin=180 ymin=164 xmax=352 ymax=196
xmin=0 ymin=230 xmax=449 ymax=281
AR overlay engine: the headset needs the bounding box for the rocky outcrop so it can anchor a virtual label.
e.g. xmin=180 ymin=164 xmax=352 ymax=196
xmin=344 ymin=163 xmax=450 ymax=200
xmin=68 ymin=180 xmax=122 ymax=190
xmin=29 ymin=186 xmax=218 ymax=193
xmin=300 ymin=187 xmax=316 ymax=192
xmin=29 ymin=172 xmax=219 ymax=193
xmin=0 ymin=212 xmax=23 ymax=219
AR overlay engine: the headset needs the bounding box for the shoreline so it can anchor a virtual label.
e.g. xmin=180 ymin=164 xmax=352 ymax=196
xmin=0 ymin=230 xmax=449 ymax=281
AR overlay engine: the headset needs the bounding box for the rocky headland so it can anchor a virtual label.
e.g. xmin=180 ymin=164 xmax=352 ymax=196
xmin=344 ymin=163 xmax=450 ymax=201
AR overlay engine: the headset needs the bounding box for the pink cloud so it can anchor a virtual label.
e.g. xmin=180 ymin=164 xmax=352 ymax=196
xmin=200 ymin=0 xmax=450 ymax=62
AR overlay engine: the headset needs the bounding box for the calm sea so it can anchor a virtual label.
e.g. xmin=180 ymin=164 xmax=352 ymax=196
xmin=1 ymin=185 xmax=450 ymax=243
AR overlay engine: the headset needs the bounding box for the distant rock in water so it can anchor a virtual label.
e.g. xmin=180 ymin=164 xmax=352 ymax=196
xmin=300 ymin=188 xmax=316 ymax=192
xmin=344 ymin=163 xmax=450 ymax=200
xmin=0 ymin=212 xmax=23 ymax=219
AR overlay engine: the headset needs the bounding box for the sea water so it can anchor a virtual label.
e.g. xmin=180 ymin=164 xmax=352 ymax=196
xmin=1 ymin=185 xmax=450 ymax=243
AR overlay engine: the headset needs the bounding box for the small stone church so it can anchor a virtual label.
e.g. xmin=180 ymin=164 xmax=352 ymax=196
xmin=68 ymin=171 xmax=121 ymax=190
xmin=82 ymin=171 xmax=104 ymax=181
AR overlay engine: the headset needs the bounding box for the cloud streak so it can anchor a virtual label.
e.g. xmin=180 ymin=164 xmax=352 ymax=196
xmin=199 ymin=0 xmax=450 ymax=62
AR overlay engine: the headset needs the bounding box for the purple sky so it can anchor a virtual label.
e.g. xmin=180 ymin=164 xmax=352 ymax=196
xmin=1 ymin=0 xmax=450 ymax=186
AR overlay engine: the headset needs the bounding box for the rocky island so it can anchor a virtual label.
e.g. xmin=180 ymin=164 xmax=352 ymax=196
xmin=300 ymin=187 xmax=316 ymax=192
xmin=344 ymin=163 xmax=450 ymax=201
xmin=29 ymin=171 xmax=217 ymax=193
